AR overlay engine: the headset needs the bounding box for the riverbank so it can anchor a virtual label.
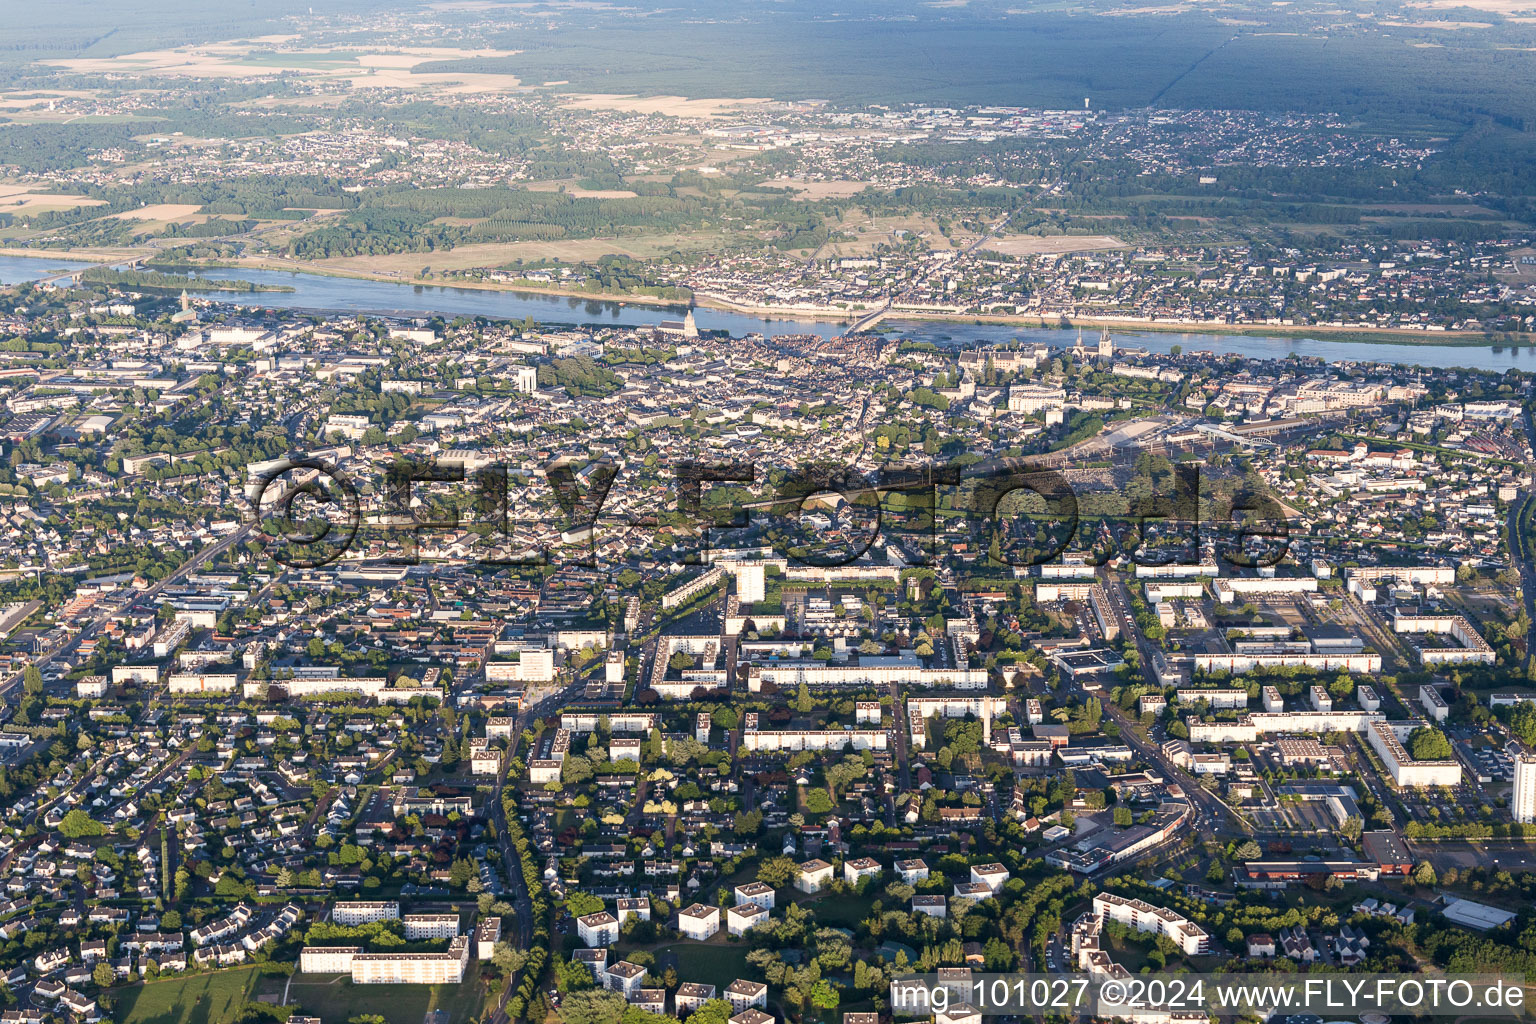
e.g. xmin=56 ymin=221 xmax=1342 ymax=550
xmin=81 ymin=267 xmax=294 ymax=294
xmin=0 ymin=245 xmax=134 ymax=264
xmin=862 ymin=310 xmax=1529 ymax=348
xmin=225 ymin=257 xmax=696 ymax=311
xmin=4 ymin=244 xmax=1530 ymax=348
xmin=244 ymin=258 xmax=1528 ymax=347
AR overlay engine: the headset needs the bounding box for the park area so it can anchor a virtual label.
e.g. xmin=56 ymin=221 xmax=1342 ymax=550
xmin=282 ymin=976 xmax=485 ymax=1019
xmin=109 ymin=967 xmax=488 ymax=1024
xmin=283 ymin=973 xmax=488 ymax=1024
xmin=113 ymin=968 xmax=260 ymax=1024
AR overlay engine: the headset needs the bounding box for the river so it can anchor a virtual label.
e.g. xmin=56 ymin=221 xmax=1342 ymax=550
xmin=3 ymin=253 xmax=1533 ymax=373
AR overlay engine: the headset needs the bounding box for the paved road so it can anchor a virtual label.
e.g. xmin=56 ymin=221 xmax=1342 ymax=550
xmin=486 ymin=678 xmax=586 ymax=1024
xmin=1096 ymin=572 xmax=1244 ymax=840
xmin=1509 ymin=405 xmax=1536 ymax=671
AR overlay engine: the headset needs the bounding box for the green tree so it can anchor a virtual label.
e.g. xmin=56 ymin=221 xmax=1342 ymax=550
xmin=559 ymin=991 xmax=628 ymax=1024
xmin=566 ymin=890 xmax=606 ymax=918
xmin=756 ymin=857 xmax=797 ymax=889
xmin=1409 ymin=728 xmax=1453 ymax=761
xmin=803 ymin=789 xmax=835 ymax=815
xmin=810 ymin=980 xmax=840 ymax=1010
xmin=684 ymin=1000 xmax=733 ymax=1024
xmin=492 ymin=942 xmax=528 ymax=976
xmin=59 ymin=809 xmax=106 ymax=838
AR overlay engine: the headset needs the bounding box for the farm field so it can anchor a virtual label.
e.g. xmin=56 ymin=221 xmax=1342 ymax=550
xmin=983 ymin=234 xmax=1127 ymax=256
xmin=291 ymin=232 xmax=732 ymax=276
xmin=48 ymin=42 xmax=526 ymax=95
xmin=558 ymin=94 xmax=774 ymax=118
xmin=763 ymin=180 xmax=879 ymax=199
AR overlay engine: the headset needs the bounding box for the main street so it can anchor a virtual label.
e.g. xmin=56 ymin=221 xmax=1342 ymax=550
xmin=1507 ymin=404 xmax=1536 ymax=670
xmin=486 ymin=675 xmax=588 ymax=1024
xmin=1096 ymin=571 xmax=1247 ymax=842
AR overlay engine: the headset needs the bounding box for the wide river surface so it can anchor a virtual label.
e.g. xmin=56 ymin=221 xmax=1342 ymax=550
xmin=3 ymin=253 xmax=1533 ymax=373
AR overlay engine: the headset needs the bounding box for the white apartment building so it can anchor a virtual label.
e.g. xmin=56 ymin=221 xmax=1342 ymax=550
xmin=1187 ymin=709 xmax=1385 ymax=744
xmin=331 ymin=902 xmax=399 ymax=927
xmin=1146 ymin=582 xmax=1204 ymax=602
xmin=747 ymin=661 xmax=986 ymax=691
xmin=735 ymin=563 xmax=766 ymax=604
xmin=725 ymin=981 xmax=769 ymax=1012
xmin=661 ymin=567 xmax=725 ymax=611
xmin=561 ymin=712 xmax=658 ymax=734
xmin=529 ymin=760 xmax=562 ymax=784
xmin=1346 ymin=566 xmax=1456 ymax=587
xmin=609 ymin=737 xmax=643 ymax=763
xmin=167 ymin=673 xmax=238 ymax=695
xmin=485 ymin=647 xmax=556 ymax=683
xmin=577 ymin=912 xmax=620 ymax=947
xmin=604 ymin=961 xmax=648 ymax=998
xmin=1214 ymin=577 xmax=1318 ymax=603
xmin=1093 ymin=893 xmax=1209 ymax=955
xmin=906 ymin=695 xmax=1007 ymax=750
xmin=676 ymin=984 xmax=717 ymax=1017
xmin=1393 ymin=611 xmax=1496 ymax=666
xmin=741 ymin=728 xmax=887 ymax=753
xmin=475 ymin=918 xmax=501 ymax=960
xmin=1366 ymin=719 xmax=1462 ymax=788
xmin=796 ymin=860 xmax=834 ymax=893
xmin=1007 ymin=384 xmax=1067 ymax=414
xmin=1194 ymin=652 xmax=1380 ymax=674
xmin=1419 ymin=685 xmax=1450 ymax=723
xmin=912 ymin=896 xmax=948 ymax=918
xmin=844 ymin=857 xmax=882 ymax=885
xmin=1512 ymin=744 xmax=1536 ymax=825
xmin=352 ymin=937 xmax=469 ymax=985
xmin=616 ymin=899 xmax=651 ymax=925
xmin=726 ymin=903 xmax=769 ymax=937
xmin=300 ymin=946 xmax=361 ymax=974
xmin=1176 ymin=688 xmax=1247 ymax=710
xmin=678 ymin=904 xmax=720 ymax=941
xmin=734 ymin=882 xmax=775 ymax=910
xmin=970 ymin=863 xmax=1009 ymax=893
xmin=403 ymin=914 xmax=459 ymax=941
